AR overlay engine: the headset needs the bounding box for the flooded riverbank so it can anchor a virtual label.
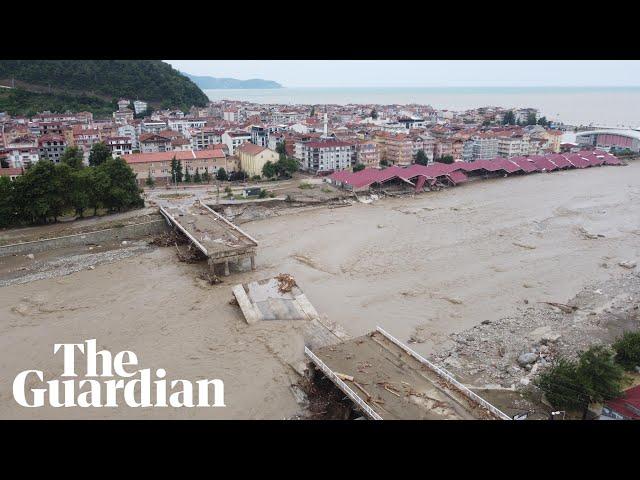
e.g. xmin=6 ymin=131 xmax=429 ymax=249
xmin=1 ymin=161 xmax=638 ymax=418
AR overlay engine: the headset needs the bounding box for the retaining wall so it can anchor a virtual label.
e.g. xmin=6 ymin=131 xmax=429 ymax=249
xmin=0 ymin=219 xmax=169 ymax=257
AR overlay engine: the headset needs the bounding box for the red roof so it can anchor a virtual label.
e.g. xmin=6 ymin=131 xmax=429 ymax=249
xmin=123 ymin=149 xmax=225 ymax=164
xmin=0 ymin=167 xmax=22 ymax=177
xmin=237 ymin=142 xmax=267 ymax=155
xmin=605 ymin=385 xmax=640 ymax=419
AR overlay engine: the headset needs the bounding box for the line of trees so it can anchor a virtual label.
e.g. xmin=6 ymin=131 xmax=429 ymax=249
xmin=0 ymin=143 xmax=144 ymax=228
xmin=167 ymin=157 xmax=232 ymax=184
xmin=535 ymin=331 xmax=640 ymax=419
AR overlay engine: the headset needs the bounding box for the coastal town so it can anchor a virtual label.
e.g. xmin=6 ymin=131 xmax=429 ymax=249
xmin=3 ymin=97 xmax=639 ymax=185
xmin=1 ymin=85 xmax=640 ymax=421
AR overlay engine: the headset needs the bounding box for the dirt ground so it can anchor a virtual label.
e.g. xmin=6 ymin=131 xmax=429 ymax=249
xmin=0 ymin=161 xmax=638 ymax=419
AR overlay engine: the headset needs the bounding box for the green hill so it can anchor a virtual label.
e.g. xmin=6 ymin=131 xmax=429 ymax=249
xmin=0 ymin=60 xmax=209 ymax=118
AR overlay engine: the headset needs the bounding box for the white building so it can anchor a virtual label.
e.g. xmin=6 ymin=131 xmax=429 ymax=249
xmin=222 ymin=130 xmax=251 ymax=155
xmin=295 ymin=139 xmax=355 ymax=172
xmin=133 ymin=100 xmax=148 ymax=115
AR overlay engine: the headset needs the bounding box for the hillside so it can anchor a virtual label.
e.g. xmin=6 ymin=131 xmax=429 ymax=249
xmin=183 ymin=72 xmax=282 ymax=89
xmin=0 ymin=60 xmax=209 ymax=117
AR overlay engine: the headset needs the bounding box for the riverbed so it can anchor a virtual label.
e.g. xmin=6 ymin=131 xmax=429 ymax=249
xmin=1 ymin=161 xmax=638 ymax=418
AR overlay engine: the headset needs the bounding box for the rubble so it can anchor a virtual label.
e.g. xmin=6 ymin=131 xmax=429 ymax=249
xmin=432 ymin=272 xmax=640 ymax=389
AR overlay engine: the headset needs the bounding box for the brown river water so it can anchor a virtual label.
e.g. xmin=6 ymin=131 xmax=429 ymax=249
xmin=1 ymin=162 xmax=639 ymax=418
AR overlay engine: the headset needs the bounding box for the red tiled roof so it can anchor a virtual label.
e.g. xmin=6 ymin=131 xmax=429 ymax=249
xmin=236 ymin=142 xmax=266 ymax=155
xmin=605 ymin=385 xmax=640 ymax=419
xmin=123 ymin=149 xmax=225 ymax=164
xmin=0 ymin=167 xmax=22 ymax=176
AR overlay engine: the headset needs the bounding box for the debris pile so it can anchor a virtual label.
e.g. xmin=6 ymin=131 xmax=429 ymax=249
xmin=275 ymin=273 xmax=297 ymax=293
xmin=432 ymin=272 xmax=640 ymax=390
xmin=294 ymin=372 xmax=355 ymax=420
xmin=149 ymin=229 xmax=189 ymax=247
xmin=198 ymin=271 xmax=223 ymax=285
xmin=175 ymin=244 xmax=206 ymax=263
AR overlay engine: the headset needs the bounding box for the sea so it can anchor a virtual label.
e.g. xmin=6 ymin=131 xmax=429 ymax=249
xmin=204 ymin=86 xmax=640 ymax=129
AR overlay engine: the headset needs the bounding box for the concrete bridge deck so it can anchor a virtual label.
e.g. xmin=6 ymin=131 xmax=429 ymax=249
xmin=159 ymin=200 xmax=257 ymax=275
xmin=306 ymin=328 xmax=511 ymax=420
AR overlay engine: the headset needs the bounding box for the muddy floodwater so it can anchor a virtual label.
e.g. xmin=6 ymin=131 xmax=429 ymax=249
xmin=1 ymin=162 xmax=639 ymax=419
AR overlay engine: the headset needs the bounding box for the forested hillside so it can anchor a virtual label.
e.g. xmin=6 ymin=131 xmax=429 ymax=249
xmin=0 ymin=60 xmax=208 ymax=116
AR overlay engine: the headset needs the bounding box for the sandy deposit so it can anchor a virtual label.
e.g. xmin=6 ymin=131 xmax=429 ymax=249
xmin=0 ymin=161 xmax=639 ymax=419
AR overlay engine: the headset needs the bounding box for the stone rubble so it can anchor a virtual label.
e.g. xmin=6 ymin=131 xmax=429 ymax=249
xmin=433 ymin=271 xmax=640 ymax=390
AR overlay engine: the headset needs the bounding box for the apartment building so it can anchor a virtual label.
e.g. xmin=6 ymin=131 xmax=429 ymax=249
xmin=250 ymin=126 xmax=269 ymax=147
xmin=190 ymin=128 xmax=223 ymax=151
xmin=139 ymin=133 xmax=172 ymax=153
xmin=355 ymin=140 xmax=379 ymax=168
xmin=295 ymin=139 xmax=355 ymax=172
xmin=38 ymin=134 xmax=67 ymax=162
xmin=105 ymin=136 xmax=133 ymax=157
xmin=222 ymin=130 xmax=252 ymax=155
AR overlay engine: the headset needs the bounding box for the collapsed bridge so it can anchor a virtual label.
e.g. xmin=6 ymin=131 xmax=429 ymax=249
xmin=159 ymin=200 xmax=257 ymax=276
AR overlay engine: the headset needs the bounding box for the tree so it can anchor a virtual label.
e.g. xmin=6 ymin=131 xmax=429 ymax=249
xmin=60 ymin=146 xmax=85 ymax=170
xmin=145 ymin=170 xmax=155 ymax=188
xmin=88 ymin=167 xmax=110 ymax=216
xmin=370 ymin=109 xmax=378 ymax=120
xmin=88 ymin=142 xmax=111 ymax=167
xmin=69 ymin=168 xmax=94 ymax=217
xmin=184 ymin=170 xmax=192 ymax=183
xmin=415 ymin=149 xmax=429 ymax=165
xmin=380 ymin=159 xmax=389 ymax=167
xmin=262 ymin=161 xmax=277 ymax=179
xmin=170 ymin=156 xmax=183 ymax=183
xmin=310 ymin=106 xmax=315 ymax=117
xmin=216 ymin=167 xmax=228 ymax=181
xmin=537 ymin=116 xmax=549 ymax=127
xmin=613 ymin=331 xmax=640 ymax=371
xmin=526 ymin=112 xmax=537 ymax=126
xmin=535 ymin=357 xmax=588 ymax=414
xmin=353 ymin=163 xmax=365 ymax=172
xmin=436 ymin=155 xmax=454 ymax=164
xmin=173 ymin=159 xmax=183 ymax=183
xmin=0 ymin=176 xmax=16 ymax=227
xmin=502 ymin=110 xmax=516 ymax=126
xmin=575 ymin=345 xmax=626 ymax=419
xmin=98 ymin=157 xmax=144 ymax=212
xmin=537 ymin=346 xmax=627 ymax=419
xmin=275 ymin=142 xmax=286 ymax=156
xmin=193 ymin=167 xmax=202 ymax=183
xmin=202 ymin=167 xmax=210 ymax=183
xmin=275 ymin=156 xmax=299 ymax=177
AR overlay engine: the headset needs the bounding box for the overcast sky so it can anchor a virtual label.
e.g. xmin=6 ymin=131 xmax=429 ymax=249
xmin=164 ymin=60 xmax=640 ymax=88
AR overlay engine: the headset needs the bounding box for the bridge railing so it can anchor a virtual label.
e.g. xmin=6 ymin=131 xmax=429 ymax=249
xmin=304 ymin=346 xmax=383 ymax=420
xmin=375 ymin=326 xmax=512 ymax=420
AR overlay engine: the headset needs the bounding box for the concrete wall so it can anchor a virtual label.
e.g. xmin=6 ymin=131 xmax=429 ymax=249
xmin=0 ymin=219 xmax=169 ymax=257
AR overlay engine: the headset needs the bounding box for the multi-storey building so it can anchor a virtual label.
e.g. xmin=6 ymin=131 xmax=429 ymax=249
xmin=355 ymin=140 xmax=379 ymax=168
xmin=139 ymin=133 xmax=172 ymax=153
xmin=250 ymin=126 xmax=269 ymax=147
xmin=105 ymin=136 xmax=133 ymax=157
xmin=190 ymin=128 xmax=223 ymax=151
xmin=133 ymin=100 xmax=148 ymax=115
xmin=295 ymin=139 xmax=355 ymax=172
xmin=38 ymin=134 xmax=67 ymax=163
xmin=222 ymin=130 xmax=252 ymax=155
